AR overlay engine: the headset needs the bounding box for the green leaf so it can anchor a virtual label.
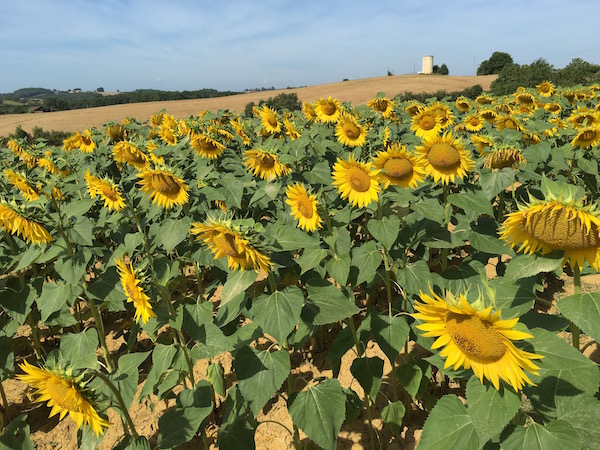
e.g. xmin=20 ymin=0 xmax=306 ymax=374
xmin=479 ymin=168 xmax=516 ymax=200
xmin=220 ymin=174 xmax=244 ymax=208
xmin=503 ymin=253 xmax=563 ymax=281
xmin=351 ymin=241 xmax=382 ymax=285
xmin=466 ymin=377 xmax=521 ymax=444
xmin=0 ymin=337 xmax=14 ymax=381
xmin=448 ymin=191 xmax=494 ymax=218
xmin=86 ymin=266 xmax=126 ymax=312
xmin=60 ymin=329 xmax=99 ymax=370
xmin=343 ymin=387 xmax=362 ymax=423
xmin=397 ymin=260 xmax=432 ymax=296
xmin=396 ymin=360 xmax=431 ymax=400
xmin=417 ymin=394 xmax=479 ymax=450
xmin=234 ymin=347 xmax=290 ymax=417
xmin=303 ymin=279 xmax=360 ymax=325
xmin=326 ymin=327 xmax=354 ymax=378
xmin=381 ymin=401 xmax=406 ymax=434
xmin=502 ymin=420 xmax=580 ymax=450
xmin=272 ymin=224 xmax=320 ymax=251
xmin=0 ymin=414 xmax=35 ymax=450
xmin=155 ymin=217 xmax=193 ymax=252
xmin=557 ymin=292 xmax=600 ymax=343
xmin=54 ymin=248 xmax=92 ymax=284
xmin=69 ymin=217 xmax=94 ymax=246
xmin=251 ymin=286 xmax=304 ymax=345
xmin=13 ymin=245 xmax=43 ymax=272
xmin=139 ymin=344 xmax=177 ymax=400
xmin=110 ymin=351 xmax=151 ymax=411
xmin=525 ymin=328 xmax=600 ymax=418
xmin=38 ymin=282 xmax=82 ymax=322
xmin=556 ymin=394 xmax=600 ymax=450
xmin=297 ymin=247 xmax=328 ymax=275
xmin=182 ymin=301 xmax=213 ymax=340
xmin=207 ymin=362 xmax=226 ymax=397
xmin=411 ymin=197 xmax=445 ymax=224
xmin=220 ymin=270 xmax=257 ymax=306
xmin=112 ymin=436 xmax=151 ymax=450
xmin=325 ymin=253 xmax=350 ymax=285
xmin=467 ymin=231 xmax=511 ymax=255
xmin=189 ymin=323 xmax=233 ymax=359
xmin=367 ymin=216 xmax=400 ymax=250
xmin=288 ymin=378 xmax=346 ymax=450
xmin=490 ymin=276 xmax=536 ymax=319
xmin=350 ymin=357 xmax=384 ymax=400
xmin=61 ymin=198 xmax=97 ymax=219
xmin=370 ymin=312 xmax=410 ymax=365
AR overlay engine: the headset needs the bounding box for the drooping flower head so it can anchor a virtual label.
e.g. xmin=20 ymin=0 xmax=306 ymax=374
xmin=243 ymin=149 xmax=291 ymax=180
xmin=285 ymin=183 xmax=322 ymax=232
xmin=259 ymin=105 xmax=282 ymax=134
xmin=17 ymin=360 xmax=110 ymax=437
xmin=283 ymin=114 xmax=301 ymax=140
xmin=413 ymin=288 xmax=542 ymax=392
xmin=455 ymin=97 xmax=471 ymax=113
xmin=137 ymin=167 xmax=189 ymax=209
xmin=335 ymin=113 xmax=367 ymax=147
xmin=190 ymin=217 xmax=273 ymax=272
xmin=0 ymin=202 xmax=52 ymax=245
xmin=315 ymin=97 xmax=342 ymax=123
xmin=372 ymin=143 xmax=427 ymax=189
xmin=77 ymin=130 xmax=97 ymax=153
xmin=84 ymin=171 xmax=126 ymax=211
xmin=4 ymin=169 xmax=40 ymax=202
xmin=483 ymin=146 xmax=526 ymax=170
xmin=302 ymin=102 xmax=318 ymax=123
xmin=415 ymin=132 xmax=474 ymax=185
xmin=429 ymin=101 xmax=455 ymax=129
xmin=404 ymin=100 xmax=424 ymax=117
xmin=112 ymin=141 xmax=150 ymax=170
xmin=190 ymin=133 xmax=226 ymax=159
xmin=571 ymin=126 xmax=600 ymax=149
xmin=115 ymin=257 xmax=156 ymax=324
xmin=500 ymin=179 xmax=600 ymax=271
xmin=332 ymin=154 xmax=381 ymax=208
xmin=470 ymin=134 xmax=495 ymax=156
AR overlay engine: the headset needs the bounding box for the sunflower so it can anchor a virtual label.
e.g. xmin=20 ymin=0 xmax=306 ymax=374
xmin=567 ymin=107 xmax=599 ymax=129
xmin=483 ymin=147 xmax=526 ymax=170
xmin=411 ymin=108 xmax=443 ymax=139
xmin=283 ymin=115 xmax=301 ymax=140
xmin=495 ymin=115 xmax=524 ymax=132
xmin=285 ymin=183 xmax=322 ymax=232
xmin=335 ymin=114 xmax=367 ymax=147
xmin=562 ymin=90 xmax=576 ymax=104
xmin=230 ymin=118 xmax=253 ymax=145
xmin=368 ymin=97 xmax=395 ymax=119
xmin=500 ymin=185 xmax=600 ymax=270
xmin=106 ymin=123 xmax=126 ymax=142
xmin=137 ymin=168 xmax=189 ymax=209
xmin=177 ymin=119 xmax=192 ymax=137
xmin=259 ymin=105 xmax=282 ymax=134
xmin=302 ymin=102 xmax=318 ymax=123
xmin=63 ymin=134 xmax=81 ymax=151
xmin=161 ymin=114 xmax=177 ymax=130
xmin=571 ymin=126 xmax=600 ymax=149
xmin=416 ymin=133 xmax=474 ymax=185
xmin=115 ymin=257 xmax=156 ymax=324
xmin=455 ymin=97 xmax=471 ymax=113
xmin=494 ymin=102 xmax=514 ymax=114
xmin=475 ymin=95 xmax=494 ymax=105
xmin=17 ymin=361 xmax=110 ymax=437
xmin=76 ymin=130 xmax=97 ymax=153
xmin=536 ymin=81 xmax=555 ymax=97
xmin=470 ymin=135 xmax=495 ymax=156
xmin=514 ymin=92 xmax=536 ymax=106
xmin=4 ymin=169 xmax=40 ymax=202
xmin=159 ymin=126 xmax=177 ymax=146
xmin=372 ymin=144 xmax=427 ymax=189
xmin=190 ymin=133 xmax=226 ymax=159
xmin=84 ymin=171 xmax=125 ymax=211
xmin=413 ymin=289 xmax=542 ymax=392
xmin=315 ymin=97 xmax=342 ymax=123
xmin=404 ymin=101 xmax=424 ymax=117
xmin=0 ymin=202 xmax=52 ymax=245
xmin=332 ymin=154 xmax=381 ymax=208
xmin=190 ymin=218 xmax=272 ymax=272
xmin=429 ymin=101 xmax=455 ymax=129
xmin=479 ymin=108 xmax=498 ymax=123
xmin=149 ymin=112 xmax=165 ymax=127
xmin=112 ymin=141 xmax=150 ymax=170
xmin=544 ymin=103 xmax=562 ymax=114
xmin=463 ymin=114 xmax=484 ymax=133
xmin=243 ymin=149 xmax=291 ymax=180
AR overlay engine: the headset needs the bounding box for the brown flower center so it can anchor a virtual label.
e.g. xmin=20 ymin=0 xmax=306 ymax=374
xmin=258 ymin=154 xmax=276 ymax=169
xmin=213 ymin=232 xmax=243 ymax=258
xmin=151 ymin=173 xmax=181 ymax=196
xmin=347 ymin=166 xmax=371 ymax=192
xmin=322 ymin=102 xmax=336 ymax=115
xmin=445 ymin=313 xmax=506 ymax=362
xmin=419 ymin=115 xmax=436 ymax=131
xmin=343 ymin=123 xmax=361 ymax=140
xmin=524 ymin=205 xmax=600 ymax=250
xmin=383 ymin=158 xmax=413 ymax=180
xmin=100 ymin=183 xmax=119 ymax=201
xmin=296 ymin=196 xmax=314 ymax=218
xmin=427 ymin=143 xmax=461 ymax=171
xmin=266 ymin=114 xmax=278 ymax=128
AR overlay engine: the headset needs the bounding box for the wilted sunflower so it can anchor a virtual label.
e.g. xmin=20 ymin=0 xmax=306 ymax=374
xmin=404 ymin=100 xmax=424 ymax=117
xmin=84 ymin=171 xmax=125 ymax=211
xmin=571 ymin=126 xmax=600 ymax=149
xmin=190 ymin=218 xmax=272 ymax=272
xmin=17 ymin=361 xmax=110 ymax=437
xmin=137 ymin=168 xmax=189 ymax=209
xmin=416 ymin=133 xmax=474 ymax=185
xmin=495 ymin=115 xmax=524 ymax=132
xmin=190 ymin=133 xmax=226 ymax=159
xmin=562 ymin=90 xmax=577 ymax=104
xmin=567 ymin=107 xmax=599 ymax=129
xmin=335 ymin=114 xmax=367 ymax=147
xmin=177 ymin=119 xmax=192 ymax=137
xmin=285 ymin=183 xmax=322 ymax=232
xmin=500 ymin=184 xmax=600 ymax=270
xmin=411 ymin=108 xmax=443 ymax=139
xmin=368 ymin=97 xmax=395 ymax=119
xmin=514 ymin=92 xmax=536 ymax=106
xmin=315 ymin=97 xmax=342 ymax=123
xmin=413 ymin=289 xmax=542 ymax=392
xmin=455 ymin=97 xmax=471 ymax=113
xmin=4 ymin=169 xmax=40 ymax=202
xmin=429 ymin=101 xmax=455 ymax=129
xmin=536 ymin=81 xmax=555 ymax=97
xmin=332 ymin=154 xmax=381 ymax=208
xmin=463 ymin=114 xmax=484 ymax=133
xmin=7 ymin=138 xmax=26 ymax=156
xmin=115 ymin=257 xmax=156 ymax=324
xmin=475 ymin=95 xmax=494 ymax=105
xmin=243 ymin=149 xmax=291 ymax=180
xmin=479 ymin=108 xmax=498 ymax=124
xmin=259 ymin=105 xmax=282 ymax=134
xmin=470 ymin=134 xmax=495 ymax=156
xmin=0 ymin=202 xmax=52 ymax=245
xmin=112 ymin=141 xmax=150 ymax=170
xmin=230 ymin=118 xmax=253 ymax=145
xmin=494 ymin=102 xmax=514 ymax=114
xmin=372 ymin=144 xmax=427 ymax=189
xmin=483 ymin=147 xmax=526 ymax=170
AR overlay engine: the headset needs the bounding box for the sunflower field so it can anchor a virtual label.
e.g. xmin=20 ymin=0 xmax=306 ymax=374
xmin=1 ymin=81 xmax=600 ymax=449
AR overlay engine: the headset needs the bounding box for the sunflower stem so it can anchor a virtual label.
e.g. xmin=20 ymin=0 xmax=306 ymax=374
xmin=127 ymin=197 xmax=154 ymax=270
xmin=382 ymin=249 xmax=397 ymax=402
xmin=93 ymin=370 xmax=139 ymax=439
xmin=86 ymin=294 xmax=114 ymax=373
xmin=364 ymin=395 xmax=377 ymax=450
xmin=441 ymin=184 xmax=450 ymax=271
xmin=0 ymin=380 xmax=8 ymax=412
xmin=571 ymin=264 xmax=582 ymax=350
xmin=346 ymin=317 xmax=363 ymax=357
xmin=268 ymin=271 xmax=277 ymax=294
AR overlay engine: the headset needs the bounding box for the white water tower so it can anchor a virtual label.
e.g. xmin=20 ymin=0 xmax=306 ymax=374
xmin=421 ymin=55 xmax=434 ymax=74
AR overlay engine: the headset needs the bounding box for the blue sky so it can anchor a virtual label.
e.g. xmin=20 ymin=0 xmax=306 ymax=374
xmin=2 ymin=0 xmax=599 ymax=93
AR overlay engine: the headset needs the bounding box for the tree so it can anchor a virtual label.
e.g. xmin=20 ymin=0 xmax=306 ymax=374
xmin=554 ymin=58 xmax=600 ymax=86
xmin=477 ymin=52 xmax=514 ymax=75
xmin=490 ymin=58 xmax=555 ymax=95
xmin=439 ymin=64 xmax=449 ymax=75
xmin=432 ymin=64 xmax=440 ymax=74
xmin=96 ymin=87 xmax=105 ymax=92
